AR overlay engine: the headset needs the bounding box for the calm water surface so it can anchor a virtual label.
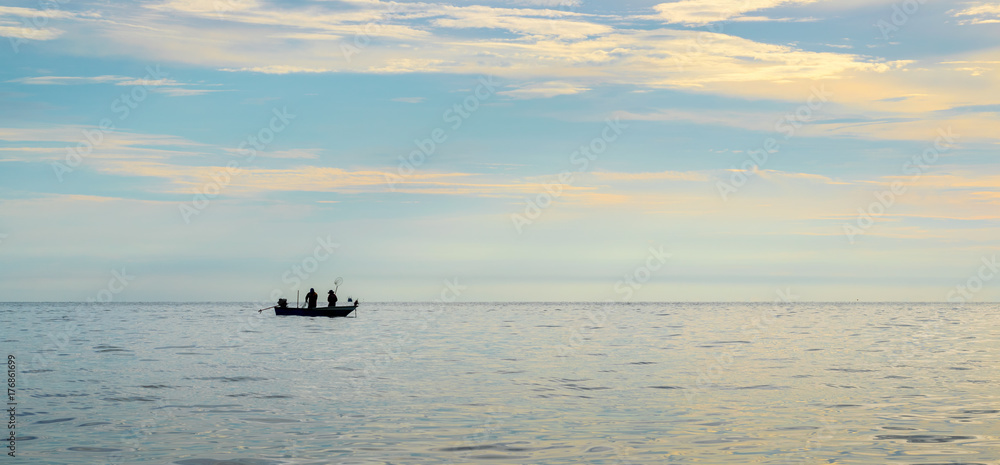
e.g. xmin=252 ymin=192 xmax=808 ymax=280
xmin=2 ymin=302 xmax=999 ymax=464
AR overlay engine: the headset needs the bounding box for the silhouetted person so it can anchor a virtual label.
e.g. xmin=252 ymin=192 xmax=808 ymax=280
xmin=328 ymin=290 xmax=338 ymax=307
xmin=305 ymin=288 xmax=318 ymax=309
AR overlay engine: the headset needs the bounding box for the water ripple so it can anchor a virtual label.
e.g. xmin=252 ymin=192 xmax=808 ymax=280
xmin=874 ymin=434 xmax=976 ymax=443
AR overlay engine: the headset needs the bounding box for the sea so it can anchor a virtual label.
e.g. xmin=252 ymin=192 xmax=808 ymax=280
xmin=2 ymin=302 xmax=998 ymax=464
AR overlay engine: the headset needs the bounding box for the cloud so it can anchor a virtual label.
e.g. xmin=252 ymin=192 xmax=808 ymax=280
xmin=592 ymin=170 xmax=712 ymax=182
xmin=8 ymin=75 xmax=202 ymax=87
xmin=152 ymin=88 xmax=227 ymax=97
xmin=8 ymin=74 xmax=222 ymax=96
xmin=6 ymin=119 xmax=999 ymax=244
xmin=0 ymin=126 xmax=210 ymax=164
xmin=203 ymin=165 xmax=585 ymax=198
xmin=147 ymin=0 xmax=431 ymax=41
xmin=0 ymin=6 xmax=75 ymax=19
xmin=9 ymin=75 xmax=130 ymax=85
xmin=498 ymin=81 xmax=590 ymax=99
xmin=729 ymin=15 xmax=817 ymax=22
xmin=941 ymin=59 xmax=1000 ymax=77
xmin=951 ymin=2 xmax=1000 ymax=25
xmin=220 ymin=66 xmax=334 ymax=74
xmin=255 ymin=148 xmax=323 ymax=159
xmin=96 ymin=159 xmax=614 ymax=200
xmin=10 ymin=0 xmax=997 ymax=143
xmin=0 ymin=6 xmax=75 ymax=41
xmin=391 ymin=97 xmax=426 ymax=103
xmin=504 ymin=0 xmax=581 ymax=7
xmin=942 ymin=103 xmax=1000 ymax=114
xmin=616 ymin=108 xmax=779 ymax=132
xmin=653 ymin=0 xmax=818 ymax=25
xmin=115 ymin=78 xmax=185 ymax=87
xmin=30 ymin=0 xmax=905 ymax=104
xmin=430 ymin=5 xmax=611 ymax=39
xmin=0 ymin=24 xmax=64 ymax=40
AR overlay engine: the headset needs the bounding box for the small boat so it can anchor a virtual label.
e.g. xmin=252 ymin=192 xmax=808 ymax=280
xmin=274 ymin=304 xmax=358 ymax=318
xmin=266 ymin=297 xmax=359 ymax=318
xmin=259 ymin=279 xmax=360 ymax=318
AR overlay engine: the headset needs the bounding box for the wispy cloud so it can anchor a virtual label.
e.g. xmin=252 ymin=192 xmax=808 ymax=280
xmin=0 ymin=24 xmax=64 ymax=40
xmin=0 ymin=6 xmax=76 ymax=19
xmin=499 ymin=81 xmax=590 ymax=99
xmin=8 ymin=0 xmax=998 ymax=146
xmin=44 ymin=0 xmax=896 ymax=95
xmin=616 ymin=108 xmax=779 ymax=132
xmin=219 ymin=66 xmax=335 ymax=74
xmin=99 ymin=160 xmax=600 ymax=199
xmin=429 ymin=5 xmax=611 ymax=39
xmin=9 ymin=75 xmax=130 ymax=85
xmin=503 ymin=0 xmax=581 ymax=7
xmin=0 ymin=126 xmax=210 ymax=163
xmin=255 ymin=148 xmax=323 ymax=159
xmin=0 ymin=5 xmax=75 ymax=40
xmin=942 ymin=60 xmax=1000 ymax=77
xmin=653 ymin=0 xmax=818 ymax=25
xmin=592 ymin=170 xmax=712 ymax=182
xmin=952 ymin=2 xmax=1000 ymax=24
xmin=392 ymin=97 xmax=426 ymax=103
xmin=8 ymin=74 xmax=222 ymax=96
xmin=152 ymin=88 xmax=227 ymax=97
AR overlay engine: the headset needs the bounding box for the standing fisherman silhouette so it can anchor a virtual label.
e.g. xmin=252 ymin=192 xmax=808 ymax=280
xmin=305 ymin=288 xmax=318 ymax=309
xmin=327 ymin=290 xmax=338 ymax=307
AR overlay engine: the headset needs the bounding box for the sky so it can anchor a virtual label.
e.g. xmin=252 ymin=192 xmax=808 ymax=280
xmin=0 ymin=0 xmax=998 ymax=302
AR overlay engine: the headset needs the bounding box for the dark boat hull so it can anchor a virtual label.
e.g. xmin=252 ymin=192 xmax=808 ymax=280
xmin=274 ymin=305 xmax=357 ymax=317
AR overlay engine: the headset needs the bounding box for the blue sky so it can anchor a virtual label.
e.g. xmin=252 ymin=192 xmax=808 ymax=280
xmin=1 ymin=0 xmax=998 ymax=302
